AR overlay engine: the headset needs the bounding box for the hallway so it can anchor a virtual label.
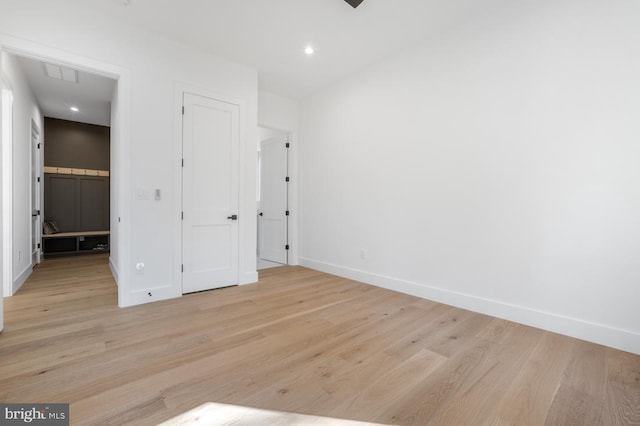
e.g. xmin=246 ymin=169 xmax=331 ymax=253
xmin=3 ymin=254 xmax=116 ymax=330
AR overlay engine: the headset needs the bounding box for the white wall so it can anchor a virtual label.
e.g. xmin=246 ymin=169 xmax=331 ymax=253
xmin=259 ymin=91 xmax=299 ymax=134
xmin=299 ymin=0 xmax=640 ymax=354
xmin=0 ymin=0 xmax=258 ymax=307
xmin=258 ymin=127 xmax=285 ymax=147
xmin=1 ymin=52 xmax=42 ymax=295
xmin=258 ymin=91 xmax=300 ymax=264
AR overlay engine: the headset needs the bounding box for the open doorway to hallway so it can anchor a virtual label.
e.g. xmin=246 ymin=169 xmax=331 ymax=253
xmin=257 ymin=126 xmax=289 ymax=270
xmin=2 ymin=52 xmax=117 ymax=302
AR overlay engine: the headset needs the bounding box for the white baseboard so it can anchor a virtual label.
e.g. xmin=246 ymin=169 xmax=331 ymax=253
xmin=12 ymin=263 xmax=32 ymax=295
xmin=240 ymin=271 xmax=259 ymax=285
xmin=109 ymin=257 xmax=119 ymax=286
xmin=299 ymin=257 xmax=640 ymax=355
xmin=121 ymin=284 xmax=181 ymax=308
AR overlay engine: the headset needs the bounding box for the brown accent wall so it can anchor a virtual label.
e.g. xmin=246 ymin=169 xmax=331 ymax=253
xmin=43 ymin=117 xmax=110 ymax=233
xmin=44 ymin=117 xmax=110 ymax=170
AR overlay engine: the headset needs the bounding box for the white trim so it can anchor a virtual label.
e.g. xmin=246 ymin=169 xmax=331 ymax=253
xmin=30 ymin=118 xmax=42 ymax=265
xmin=299 ymin=257 xmax=640 ymax=356
xmin=0 ymin=34 xmax=132 ymax=307
xmin=114 ymin=74 xmax=132 ymax=308
xmin=172 ymin=86 xmax=184 ymax=297
xmin=257 ymin=124 xmax=291 ymax=266
xmin=0 ymin=75 xmax=11 ymax=334
xmin=128 ymin=284 xmax=176 ymax=307
xmin=173 ymin=83 xmax=255 ymax=294
xmin=1 ymin=82 xmax=13 ymax=299
xmin=241 ymin=271 xmax=259 ymax=285
xmin=0 ymin=69 xmax=13 ymax=89
xmin=109 ymin=256 xmax=119 ymax=285
xmin=12 ymin=262 xmax=31 ymax=294
xmin=257 ymin=122 xmax=299 ymax=266
xmin=1 ymin=39 xmax=121 ymax=81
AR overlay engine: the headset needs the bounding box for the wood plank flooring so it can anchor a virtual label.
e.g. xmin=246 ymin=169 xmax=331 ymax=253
xmin=1 ymin=255 xmax=639 ymax=425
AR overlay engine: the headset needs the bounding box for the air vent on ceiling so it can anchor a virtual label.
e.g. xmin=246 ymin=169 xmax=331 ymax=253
xmin=42 ymin=62 xmax=78 ymax=83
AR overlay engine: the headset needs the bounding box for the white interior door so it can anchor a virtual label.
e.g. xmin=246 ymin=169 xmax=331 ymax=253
xmin=182 ymin=93 xmax=239 ymax=294
xmin=31 ymin=122 xmax=41 ymax=264
xmin=258 ymin=134 xmax=288 ymax=264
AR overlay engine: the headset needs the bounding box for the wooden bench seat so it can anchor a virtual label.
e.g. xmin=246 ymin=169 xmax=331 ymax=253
xmin=42 ymin=230 xmax=110 ymax=239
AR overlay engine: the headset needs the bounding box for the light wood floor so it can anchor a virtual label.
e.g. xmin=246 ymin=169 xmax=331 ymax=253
xmin=1 ymin=255 xmax=639 ymax=425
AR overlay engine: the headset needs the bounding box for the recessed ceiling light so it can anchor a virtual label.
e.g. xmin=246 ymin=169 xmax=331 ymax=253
xmin=304 ymin=46 xmax=315 ymax=56
xmin=70 ymin=106 xmax=79 ymax=112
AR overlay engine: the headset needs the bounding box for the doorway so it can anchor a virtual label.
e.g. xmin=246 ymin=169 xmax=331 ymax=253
xmin=181 ymin=92 xmax=240 ymax=294
xmin=257 ymin=126 xmax=289 ymax=270
xmin=1 ymin=50 xmax=119 ymax=303
xmin=17 ymin=55 xmax=114 ymax=260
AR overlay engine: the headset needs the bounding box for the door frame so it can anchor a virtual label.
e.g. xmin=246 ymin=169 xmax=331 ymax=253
xmin=30 ymin=119 xmax=41 ymax=265
xmin=257 ymin=126 xmax=290 ymax=265
xmin=256 ymin=123 xmax=298 ymax=266
xmin=1 ymin=75 xmax=13 ymax=309
xmin=173 ymin=85 xmax=248 ymax=293
xmin=0 ymin=35 xmax=131 ymax=306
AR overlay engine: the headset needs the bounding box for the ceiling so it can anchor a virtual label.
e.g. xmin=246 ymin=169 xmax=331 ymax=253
xmin=16 ymin=55 xmax=116 ymax=127
xmin=13 ymin=0 xmax=504 ymax=125
xmin=79 ymin=0 xmax=505 ymax=100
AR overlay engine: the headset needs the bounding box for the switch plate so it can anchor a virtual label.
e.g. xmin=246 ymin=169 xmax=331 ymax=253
xmin=136 ymin=189 xmax=150 ymax=200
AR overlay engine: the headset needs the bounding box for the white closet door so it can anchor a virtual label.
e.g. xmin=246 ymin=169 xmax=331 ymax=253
xmin=259 ymin=136 xmax=288 ymax=264
xmin=182 ymin=93 xmax=239 ymax=294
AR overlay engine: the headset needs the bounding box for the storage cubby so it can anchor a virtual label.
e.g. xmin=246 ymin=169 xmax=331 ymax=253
xmin=78 ymin=235 xmax=110 ymax=252
xmin=43 ymin=231 xmax=110 ymax=257
xmin=43 ymin=237 xmax=77 ymax=254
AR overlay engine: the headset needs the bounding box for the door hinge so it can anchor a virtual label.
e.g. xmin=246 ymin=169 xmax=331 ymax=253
xmin=37 ymin=143 xmax=41 ymax=149
xmin=37 ymin=177 xmax=40 ymax=182
xmin=285 ymin=210 xmax=290 ymax=216
xmin=181 ymin=264 xmax=184 ymax=272
xmin=181 ymin=211 xmax=184 ymax=220
xmin=285 ymin=176 xmax=290 ymax=182
xmin=181 ymin=158 xmax=184 ymax=167
xmin=286 ymin=142 xmax=290 ymax=148
xmin=182 ymin=106 xmax=185 ymax=115
xmin=285 ymin=245 xmax=290 ymax=250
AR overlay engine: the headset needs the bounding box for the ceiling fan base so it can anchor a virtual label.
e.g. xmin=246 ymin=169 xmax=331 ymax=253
xmin=345 ymin=0 xmax=365 ymax=8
